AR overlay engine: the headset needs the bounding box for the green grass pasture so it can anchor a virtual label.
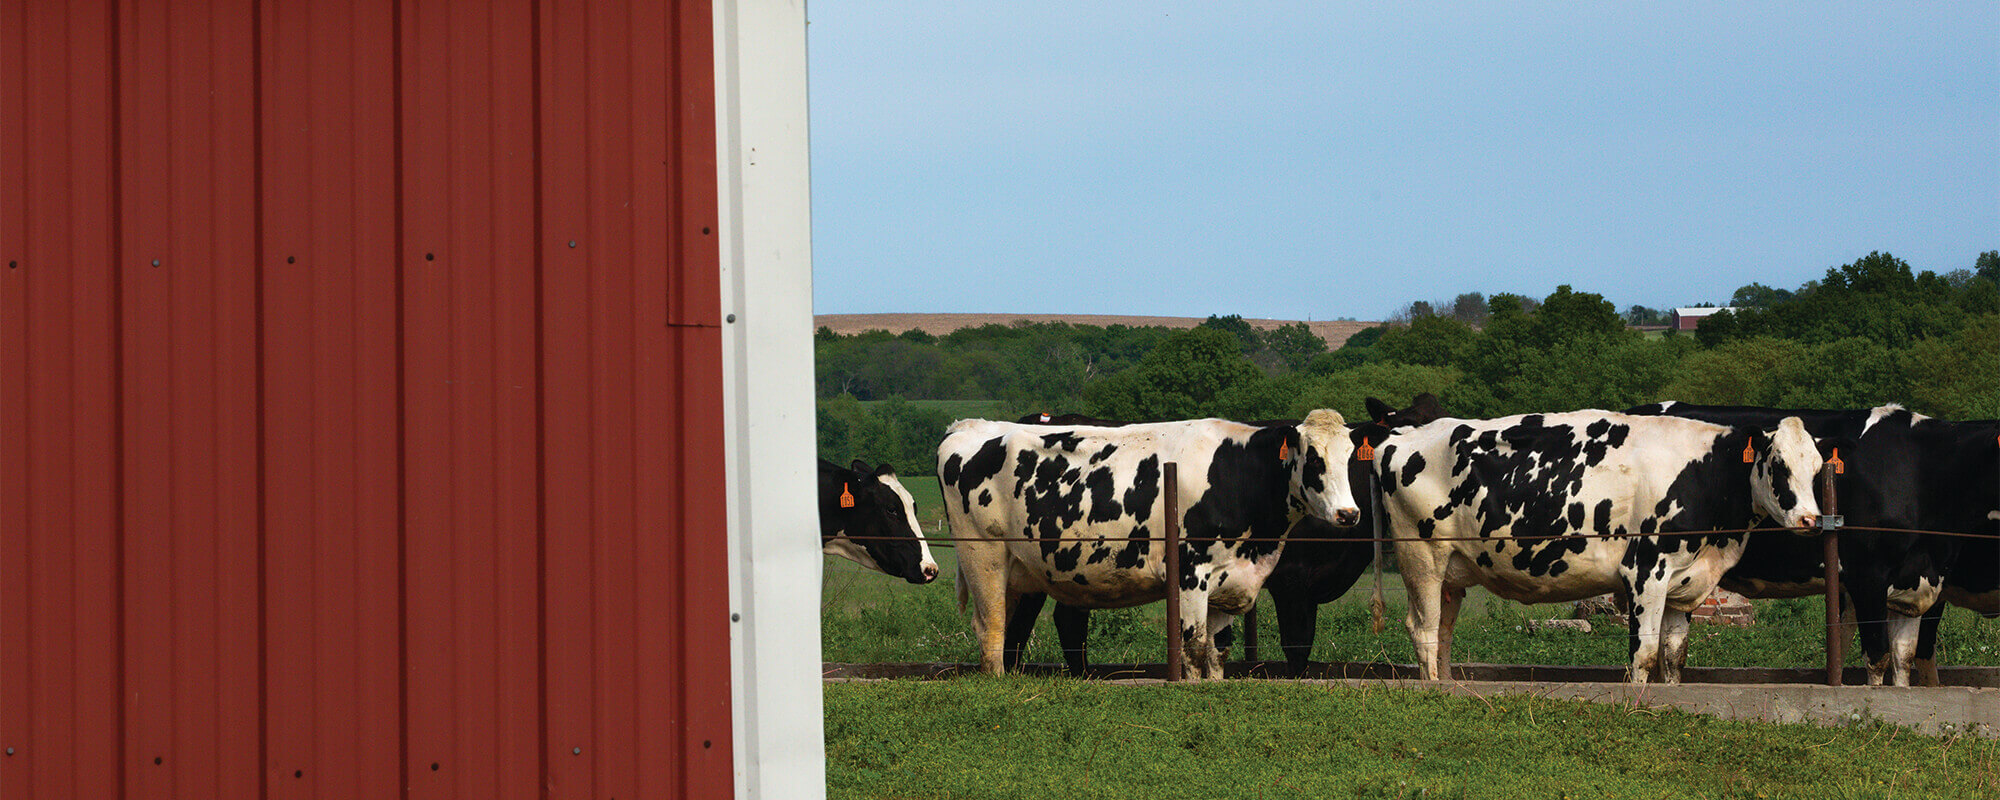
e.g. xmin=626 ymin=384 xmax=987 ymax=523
xmin=826 ymin=678 xmax=2000 ymax=799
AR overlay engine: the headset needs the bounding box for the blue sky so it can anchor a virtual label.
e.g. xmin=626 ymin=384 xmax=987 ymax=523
xmin=807 ymin=3 xmax=1997 ymax=321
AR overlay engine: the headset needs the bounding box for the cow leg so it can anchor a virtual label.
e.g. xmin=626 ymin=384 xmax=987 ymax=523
xmin=1848 ymin=587 xmax=1893 ymax=686
xmin=1052 ymin=602 xmax=1090 ymax=674
xmin=1396 ymin=541 xmax=1448 ymax=681
xmin=1176 ymin=588 xmax=1218 ymax=680
xmin=1271 ymin=587 xmax=1320 ymax=676
xmin=1883 ymin=612 xmax=1924 ymax=687
xmin=1657 ymin=608 xmax=1692 ymax=685
xmin=1625 ymin=593 xmax=1667 ymax=684
xmin=1206 ymin=608 xmax=1239 ymax=673
xmin=1403 ymin=578 xmax=1445 ymax=681
xmin=1435 ymin=587 xmax=1465 ymax=681
xmin=1004 ymin=592 xmax=1047 ymax=672
xmin=957 ymin=544 xmax=1016 ymax=674
xmin=1914 ymin=601 xmax=1946 ymax=687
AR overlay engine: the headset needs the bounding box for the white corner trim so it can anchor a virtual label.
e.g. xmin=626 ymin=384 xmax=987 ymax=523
xmin=717 ymin=0 xmax=823 ymax=798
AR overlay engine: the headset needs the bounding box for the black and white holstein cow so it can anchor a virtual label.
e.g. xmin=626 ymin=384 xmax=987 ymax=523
xmin=1000 ymin=395 xmax=1446 ymax=675
xmin=1375 ymin=411 xmax=1824 ymax=684
xmin=1625 ymin=402 xmax=1948 ymax=686
xmin=940 ymin=410 xmax=1360 ymax=678
xmin=819 ymin=459 xmax=940 ymax=584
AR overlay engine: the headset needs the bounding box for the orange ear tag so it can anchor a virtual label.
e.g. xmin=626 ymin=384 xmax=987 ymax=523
xmin=839 ymin=483 xmax=855 ymax=508
xmin=1356 ymin=440 xmax=1375 ymax=462
xmin=1279 ymin=441 xmax=1290 ymax=460
xmin=1827 ymin=447 xmax=1844 ymax=475
xmin=1039 ymin=412 xmax=1051 ymax=422
xmin=1742 ymin=441 xmax=1754 ymax=463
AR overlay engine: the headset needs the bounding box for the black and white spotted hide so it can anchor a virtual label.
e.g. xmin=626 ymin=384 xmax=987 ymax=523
xmin=939 ymin=410 xmax=1358 ymax=678
xmin=1375 ymin=412 xmax=1823 ymax=685
xmin=819 ymin=459 xmax=939 ymax=584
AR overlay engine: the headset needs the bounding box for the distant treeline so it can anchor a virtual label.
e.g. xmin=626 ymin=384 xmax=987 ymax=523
xmin=820 ymin=250 xmax=2000 ymax=474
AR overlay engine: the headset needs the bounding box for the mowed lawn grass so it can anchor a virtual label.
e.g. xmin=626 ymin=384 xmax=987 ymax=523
xmin=826 ymin=677 xmax=2000 ymax=800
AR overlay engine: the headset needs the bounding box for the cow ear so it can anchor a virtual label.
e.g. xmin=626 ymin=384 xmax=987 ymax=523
xmin=874 ymin=462 xmax=897 ymax=477
xmin=850 ymin=459 xmax=870 ymax=474
xmin=1365 ymin=397 xmax=1393 ymax=423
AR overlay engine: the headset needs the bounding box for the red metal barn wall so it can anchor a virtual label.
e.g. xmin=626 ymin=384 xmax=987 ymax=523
xmin=2 ymin=0 xmax=734 ymax=797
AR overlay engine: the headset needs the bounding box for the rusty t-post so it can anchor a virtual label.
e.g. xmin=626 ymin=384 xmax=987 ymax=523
xmin=1820 ymin=462 xmax=1842 ymax=687
xmin=1164 ymin=462 xmax=1183 ymax=682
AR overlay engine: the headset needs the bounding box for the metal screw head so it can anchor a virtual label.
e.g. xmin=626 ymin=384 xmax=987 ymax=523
xmin=568 ymin=240 xmax=577 ymax=248
xmin=726 ymin=314 xmax=737 ymax=323
xmin=151 ymin=259 xmax=161 ymax=267
xmin=731 ymin=612 xmax=741 ymax=622
xmin=5 ymin=747 xmax=14 ymax=755
xmin=572 ymin=747 xmax=582 ymax=755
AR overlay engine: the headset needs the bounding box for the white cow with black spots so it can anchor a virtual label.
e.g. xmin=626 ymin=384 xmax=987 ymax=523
xmin=1374 ymin=411 xmax=1824 ymax=684
xmin=939 ymin=410 xmax=1360 ymax=678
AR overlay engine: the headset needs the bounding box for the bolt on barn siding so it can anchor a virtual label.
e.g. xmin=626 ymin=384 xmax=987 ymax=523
xmin=1 ymin=1 xmax=731 ymax=798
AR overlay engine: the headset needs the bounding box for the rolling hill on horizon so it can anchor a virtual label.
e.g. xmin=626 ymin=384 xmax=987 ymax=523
xmin=813 ymin=313 xmax=1378 ymax=349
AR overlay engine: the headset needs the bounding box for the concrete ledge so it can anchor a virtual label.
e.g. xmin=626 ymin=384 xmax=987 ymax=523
xmin=1302 ymin=679 xmax=2000 ymax=739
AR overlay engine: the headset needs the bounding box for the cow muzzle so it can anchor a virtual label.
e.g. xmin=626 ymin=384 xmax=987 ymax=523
xmin=911 ymin=561 xmax=940 ymax=584
xmin=1333 ymin=507 xmax=1360 ymax=527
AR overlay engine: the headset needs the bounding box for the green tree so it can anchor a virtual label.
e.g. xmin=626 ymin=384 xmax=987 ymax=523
xmin=1729 ymin=283 xmax=1793 ymax=309
xmin=1903 ymin=314 xmax=2000 ymax=418
xmin=1199 ymin=314 xmax=1263 ymax=354
xmin=1656 ymin=337 xmax=1810 ymax=406
xmin=1977 ymin=250 xmax=2000 ymax=283
xmin=1287 ymin=363 xmax=1465 ymax=421
xmin=1375 ymin=315 xmax=1478 ymax=367
xmin=1450 ymin=292 xmax=1489 ymax=326
xmin=1261 ymin=322 xmax=1328 ymax=372
xmin=1083 ymin=327 xmax=1265 ymax=421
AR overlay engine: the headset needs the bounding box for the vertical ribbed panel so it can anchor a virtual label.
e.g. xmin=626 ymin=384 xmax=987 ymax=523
xmin=2 ymin=2 xmax=125 ymax=798
xmin=399 ymin=0 xmax=544 ymax=797
xmin=113 ymin=1 xmax=262 ymax=798
xmin=258 ymin=0 xmax=405 ymax=797
xmin=0 ymin=2 xmax=729 ymax=798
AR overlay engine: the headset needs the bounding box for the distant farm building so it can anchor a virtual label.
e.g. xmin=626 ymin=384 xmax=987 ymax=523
xmin=1670 ymin=307 xmax=1738 ymax=332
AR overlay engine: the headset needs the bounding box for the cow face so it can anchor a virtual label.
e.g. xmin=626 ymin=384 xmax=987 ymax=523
xmin=826 ymin=462 xmax=940 ymax=584
xmin=1292 ymin=409 xmax=1360 ymax=527
xmin=1750 ymin=417 xmax=1824 ymax=532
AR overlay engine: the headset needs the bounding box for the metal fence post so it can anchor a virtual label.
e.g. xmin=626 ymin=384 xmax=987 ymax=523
xmin=1821 ymin=463 xmax=1843 ymax=687
xmin=1164 ymin=462 xmax=1183 ymax=682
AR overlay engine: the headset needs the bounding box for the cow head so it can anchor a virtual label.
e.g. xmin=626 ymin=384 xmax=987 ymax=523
xmin=1749 ymin=416 xmax=1824 ymax=532
xmin=823 ymin=461 xmax=940 ymax=584
xmin=1353 ymin=393 xmax=1445 ymax=453
xmin=1290 ymin=409 xmax=1361 ymax=527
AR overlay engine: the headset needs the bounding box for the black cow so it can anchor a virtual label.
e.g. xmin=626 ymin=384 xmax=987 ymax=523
xmin=1917 ymin=419 xmax=2000 ymax=682
xmin=1626 ymin=402 xmax=1952 ymax=686
xmin=819 ymin=458 xmax=940 ymax=584
xmin=1001 ymin=395 xmax=1444 ymax=674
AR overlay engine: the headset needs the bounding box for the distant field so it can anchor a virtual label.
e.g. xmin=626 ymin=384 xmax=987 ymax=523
xmin=816 ymin=312 xmax=1379 ymax=350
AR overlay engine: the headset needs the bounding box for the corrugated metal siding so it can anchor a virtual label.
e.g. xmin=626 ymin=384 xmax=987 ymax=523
xmin=0 ymin=1 xmax=731 ymax=798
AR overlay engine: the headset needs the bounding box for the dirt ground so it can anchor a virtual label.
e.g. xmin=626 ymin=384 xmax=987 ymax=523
xmin=813 ymin=313 xmax=1379 ymax=350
